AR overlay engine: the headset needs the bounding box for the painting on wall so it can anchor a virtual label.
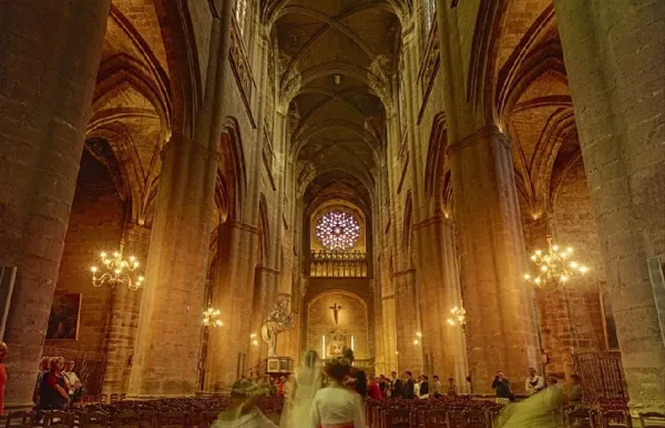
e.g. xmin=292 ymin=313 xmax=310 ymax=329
xmin=46 ymin=293 xmax=81 ymax=340
xmin=599 ymin=282 xmax=620 ymax=350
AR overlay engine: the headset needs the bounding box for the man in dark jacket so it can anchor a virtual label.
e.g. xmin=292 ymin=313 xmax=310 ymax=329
xmin=390 ymin=371 xmax=403 ymax=398
xmin=491 ymin=371 xmax=513 ymax=402
xmin=403 ymin=371 xmax=415 ymax=399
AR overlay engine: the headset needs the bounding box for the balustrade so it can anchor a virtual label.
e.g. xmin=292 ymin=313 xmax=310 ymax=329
xmin=309 ymin=250 xmax=368 ymax=277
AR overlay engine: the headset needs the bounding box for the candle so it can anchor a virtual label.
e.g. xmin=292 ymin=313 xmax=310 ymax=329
xmin=322 ymin=335 xmax=326 ymax=359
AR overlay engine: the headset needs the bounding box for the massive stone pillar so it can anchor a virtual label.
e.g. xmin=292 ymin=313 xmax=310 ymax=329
xmin=205 ymin=221 xmax=258 ymax=390
xmin=393 ymin=270 xmax=424 ymax=373
xmin=447 ymin=127 xmax=540 ymax=393
xmin=102 ymin=224 xmax=151 ymax=396
xmin=413 ymin=217 xmax=468 ymax=389
xmin=249 ymin=267 xmax=279 ymax=368
xmin=0 ymin=0 xmax=111 ymax=407
xmin=553 ymin=1 xmax=665 ymax=410
xmin=127 ymin=134 xmax=218 ymax=397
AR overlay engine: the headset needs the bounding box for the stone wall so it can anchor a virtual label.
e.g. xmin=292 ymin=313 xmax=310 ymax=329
xmin=532 ymin=158 xmax=607 ymax=378
xmin=50 ymin=149 xmax=124 ymax=354
xmin=306 ymin=291 xmax=370 ymax=360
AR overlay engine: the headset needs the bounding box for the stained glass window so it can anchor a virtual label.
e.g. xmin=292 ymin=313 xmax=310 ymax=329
xmin=316 ymin=211 xmax=361 ymax=251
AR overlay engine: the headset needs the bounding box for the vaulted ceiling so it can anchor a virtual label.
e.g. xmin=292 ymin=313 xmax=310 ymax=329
xmin=269 ymin=0 xmax=403 ymax=202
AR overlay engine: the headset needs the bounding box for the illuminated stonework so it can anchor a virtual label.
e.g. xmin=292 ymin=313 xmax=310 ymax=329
xmin=315 ymin=211 xmax=360 ymax=251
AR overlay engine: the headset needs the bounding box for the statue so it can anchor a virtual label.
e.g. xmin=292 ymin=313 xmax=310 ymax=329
xmin=261 ymin=296 xmax=294 ymax=357
xmin=329 ymin=303 xmax=342 ymax=325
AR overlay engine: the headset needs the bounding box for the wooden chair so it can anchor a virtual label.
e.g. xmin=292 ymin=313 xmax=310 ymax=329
xmin=565 ymin=408 xmax=594 ymax=428
xmin=111 ymin=411 xmax=153 ymax=428
xmin=422 ymin=409 xmax=447 ymax=428
xmin=200 ymin=410 xmax=222 ymax=427
xmin=155 ymin=411 xmax=188 ymax=428
xmin=3 ymin=410 xmax=32 ymax=428
xmin=600 ymin=410 xmax=633 ymax=428
xmin=464 ymin=409 xmax=490 ymax=428
xmin=639 ymin=412 xmax=665 ymax=428
xmin=383 ymin=408 xmax=413 ymax=428
xmin=80 ymin=411 xmax=109 ymax=428
xmin=447 ymin=410 xmax=467 ymax=428
xmin=43 ymin=410 xmax=74 ymax=428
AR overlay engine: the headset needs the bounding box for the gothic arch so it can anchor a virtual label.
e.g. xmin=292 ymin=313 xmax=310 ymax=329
xmin=403 ymin=191 xmax=413 ymax=251
xmin=258 ymin=194 xmax=271 ymax=266
xmin=219 ymin=117 xmax=249 ymax=221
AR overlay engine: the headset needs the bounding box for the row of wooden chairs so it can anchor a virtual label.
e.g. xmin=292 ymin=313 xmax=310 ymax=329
xmin=2 ymin=409 xmax=224 ymax=428
xmin=564 ymin=409 xmax=665 ymax=428
xmin=365 ymin=397 xmax=502 ymax=428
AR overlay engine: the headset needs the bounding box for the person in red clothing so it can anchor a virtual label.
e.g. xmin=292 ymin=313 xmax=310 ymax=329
xmin=0 ymin=342 xmax=8 ymax=415
xmin=367 ymin=375 xmax=383 ymax=400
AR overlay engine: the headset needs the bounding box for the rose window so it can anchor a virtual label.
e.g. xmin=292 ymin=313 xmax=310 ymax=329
xmin=316 ymin=211 xmax=361 ymax=251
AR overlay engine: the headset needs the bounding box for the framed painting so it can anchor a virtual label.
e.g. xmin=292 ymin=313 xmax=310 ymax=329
xmin=46 ymin=293 xmax=81 ymax=340
xmin=598 ymin=282 xmax=620 ymax=350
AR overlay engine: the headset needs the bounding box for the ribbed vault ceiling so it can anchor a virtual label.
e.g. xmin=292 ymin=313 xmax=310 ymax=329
xmin=270 ymin=0 xmax=402 ymax=201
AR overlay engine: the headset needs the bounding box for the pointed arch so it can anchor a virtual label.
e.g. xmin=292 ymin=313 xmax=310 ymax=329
xmin=258 ymin=194 xmax=271 ymax=266
xmin=219 ymin=117 xmax=248 ymax=221
xmin=403 ymin=191 xmax=413 ymax=251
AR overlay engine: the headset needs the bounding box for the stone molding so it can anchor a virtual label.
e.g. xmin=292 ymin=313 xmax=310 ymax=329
xmin=256 ymin=265 xmax=280 ymax=275
xmin=162 ymin=133 xmax=220 ymax=160
xmin=412 ymin=214 xmax=445 ymax=232
xmin=445 ymin=125 xmax=511 ymax=156
xmin=228 ymin=220 xmax=259 ymax=235
xmin=391 ymin=268 xmax=416 ymax=278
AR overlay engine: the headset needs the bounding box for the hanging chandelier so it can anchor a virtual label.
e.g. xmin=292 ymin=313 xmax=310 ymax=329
xmin=446 ymin=305 xmax=466 ymax=327
xmin=90 ymin=240 xmax=144 ymax=290
xmin=203 ymin=307 xmax=223 ymax=328
xmin=524 ymin=236 xmax=589 ymax=288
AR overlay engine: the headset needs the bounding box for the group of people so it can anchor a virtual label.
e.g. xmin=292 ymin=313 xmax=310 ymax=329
xmin=491 ymin=367 xmax=583 ymax=405
xmin=32 ymin=356 xmax=84 ymax=411
xmin=217 ymin=349 xmax=365 ymax=428
xmin=366 ymin=372 xmax=457 ymax=400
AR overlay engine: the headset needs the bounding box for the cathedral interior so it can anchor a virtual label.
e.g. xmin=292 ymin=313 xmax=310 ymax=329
xmin=1 ymin=0 xmax=664 ymax=419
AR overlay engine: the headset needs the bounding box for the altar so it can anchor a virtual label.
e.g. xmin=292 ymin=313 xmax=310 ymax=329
xmin=321 ymin=329 xmax=355 ymax=360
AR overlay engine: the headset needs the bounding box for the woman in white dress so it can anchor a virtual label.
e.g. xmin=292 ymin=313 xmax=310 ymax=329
xmin=280 ymin=350 xmax=322 ymax=427
xmin=308 ymin=358 xmax=365 ymax=428
xmin=211 ymin=383 xmax=278 ymax=428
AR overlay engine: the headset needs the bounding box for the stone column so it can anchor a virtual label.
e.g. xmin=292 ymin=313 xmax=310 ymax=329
xmin=205 ymin=221 xmax=258 ymax=390
xmin=413 ymin=217 xmax=469 ymax=389
xmin=393 ymin=269 xmax=424 ymax=373
xmin=553 ymin=1 xmax=665 ymax=410
xmin=127 ymin=134 xmax=218 ymax=397
xmin=102 ymin=223 xmax=151 ymax=396
xmin=249 ymin=267 xmax=279 ymax=368
xmin=447 ymin=127 xmax=540 ymax=393
xmin=0 ymin=0 xmax=111 ymax=407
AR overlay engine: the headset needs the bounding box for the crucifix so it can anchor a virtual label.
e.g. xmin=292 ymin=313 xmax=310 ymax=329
xmin=329 ymin=303 xmax=342 ymax=325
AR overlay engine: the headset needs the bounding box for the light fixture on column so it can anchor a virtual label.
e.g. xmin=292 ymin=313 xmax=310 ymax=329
xmin=90 ymin=239 xmax=143 ymax=290
xmin=203 ymin=307 xmax=223 ymax=328
xmin=446 ymin=305 xmax=466 ymax=327
xmin=413 ymin=331 xmax=422 ymax=345
xmin=524 ymin=236 xmax=589 ymax=288
xmin=250 ymin=333 xmax=259 ymax=346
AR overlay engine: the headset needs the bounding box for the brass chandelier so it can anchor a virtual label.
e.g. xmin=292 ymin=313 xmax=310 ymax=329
xmin=524 ymin=236 xmax=589 ymax=288
xmin=446 ymin=304 xmax=466 ymax=327
xmin=203 ymin=307 xmax=223 ymax=328
xmin=90 ymin=240 xmax=144 ymax=290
